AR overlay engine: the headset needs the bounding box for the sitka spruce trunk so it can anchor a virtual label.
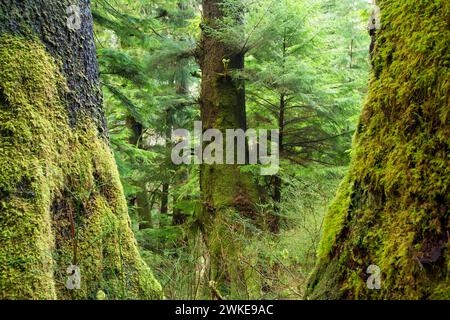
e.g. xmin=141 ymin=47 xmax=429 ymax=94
xmin=306 ymin=0 xmax=449 ymax=299
xmin=0 ymin=0 xmax=162 ymax=299
xmin=198 ymin=0 xmax=261 ymax=299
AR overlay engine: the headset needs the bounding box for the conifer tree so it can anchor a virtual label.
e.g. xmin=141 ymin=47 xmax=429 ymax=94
xmin=0 ymin=0 xmax=161 ymax=299
xmin=197 ymin=0 xmax=262 ymax=298
xmin=306 ymin=0 xmax=450 ymax=299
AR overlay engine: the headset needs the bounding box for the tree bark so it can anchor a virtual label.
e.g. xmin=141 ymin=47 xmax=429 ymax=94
xmin=171 ymin=55 xmax=191 ymax=225
xmin=0 ymin=0 xmax=161 ymax=299
xmin=126 ymin=116 xmax=153 ymax=230
xmin=160 ymin=182 xmax=169 ymax=215
xmin=269 ymin=93 xmax=285 ymax=233
xmin=306 ymin=0 xmax=449 ymax=299
xmin=198 ymin=0 xmax=261 ymax=298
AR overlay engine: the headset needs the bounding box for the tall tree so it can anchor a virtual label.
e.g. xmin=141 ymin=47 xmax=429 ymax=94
xmin=95 ymin=0 xmax=198 ymax=229
xmin=125 ymin=116 xmax=153 ymax=229
xmin=0 ymin=0 xmax=161 ymax=299
xmin=245 ymin=0 xmax=362 ymax=231
xmin=306 ymin=0 xmax=449 ymax=299
xmin=198 ymin=0 xmax=261 ymax=298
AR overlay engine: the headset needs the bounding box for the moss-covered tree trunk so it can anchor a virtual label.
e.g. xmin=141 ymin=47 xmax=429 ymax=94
xmin=198 ymin=0 xmax=260 ymax=298
xmin=306 ymin=0 xmax=449 ymax=299
xmin=0 ymin=0 xmax=161 ymax=299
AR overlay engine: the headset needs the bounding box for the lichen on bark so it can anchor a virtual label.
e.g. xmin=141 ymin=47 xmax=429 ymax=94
xmin=0 ymin=0 xmax=163 ymax=299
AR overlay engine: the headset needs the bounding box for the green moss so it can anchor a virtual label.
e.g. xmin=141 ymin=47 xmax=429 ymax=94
xmin=307 ymin=0 xmax=450 ymax=299
xmin=200 ymin=164 xmax=259 ymax=211
xmin=0 ymin=35 xmax=162 ymax=299
xmin=317 ymin=174 xmax=353 ymax=260
xmin=305 ymin=259 xmax=343 ymax=300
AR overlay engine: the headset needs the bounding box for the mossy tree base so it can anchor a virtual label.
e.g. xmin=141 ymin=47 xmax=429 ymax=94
xmin=0 ymin=5 xmax=162 ymax=299
xmin=0 ymin=35 xmax=162 ymax=300
xmin=306 ymin=0 xmax=449 ymax=299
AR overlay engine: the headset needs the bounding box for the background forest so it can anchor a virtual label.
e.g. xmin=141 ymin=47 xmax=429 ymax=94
xmin=2 ymin=0 xmax=447 ymax=301
xmin=93 ymin=0 xmax=371 ymax=299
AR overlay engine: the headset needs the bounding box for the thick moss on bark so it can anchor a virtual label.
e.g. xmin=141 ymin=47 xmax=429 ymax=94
xmin=0 ymin=0 xmax=106 ymax=132
xmin=0 ymin=26 xmax=161 ymax=304
xmin=306 ymin=0 xmax=449 ymax=299
xmin=0 ymin=35 xmax=161 ymax=300
xmin=0 ymin=0 xmax=161 ymax=300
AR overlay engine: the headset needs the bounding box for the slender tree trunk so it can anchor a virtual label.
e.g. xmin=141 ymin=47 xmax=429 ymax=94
xmin=171 ymin=0 xmax=193 ymax=226
xmin=160 ymin=105 xmax=172 ymax=218
xmin=0 ymin=0 xmax=161 ymax=299
xmin=160 ymin=182 xmax=169 ymax=215
xmin=270 ymin=34 xmax=288 ymax=233
xmin=137 ymin=188 xmax=153 ymax=229
xmin=270 ymin=93 xmax=285 ymax=233
xmin=126 ymin=116 xmax=153 ymax=229
xmin=306 ymin=0 xmax=449 ymax=299
xmin=198 ymin=0 xmax=260 ymax=298
xmin=199 ymin=0 xmax=260 ymax=216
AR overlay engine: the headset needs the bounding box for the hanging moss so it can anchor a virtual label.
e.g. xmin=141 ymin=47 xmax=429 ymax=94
xmin=306 ymin=0 xmax=449 ymax=299
xmin=0 ymin=35 xmax=162 ymax=299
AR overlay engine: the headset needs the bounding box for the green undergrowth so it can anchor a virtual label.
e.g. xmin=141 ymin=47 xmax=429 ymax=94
xmin=138 ymin=167 xmax=342 ymax=299
xmin=0 ymin=35 xmax=162 ymax=299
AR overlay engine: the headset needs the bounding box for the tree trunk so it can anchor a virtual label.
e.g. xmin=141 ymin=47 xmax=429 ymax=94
xmin=306 ymin=0 xmax=449 ymax=299
xmin=198 ymin=0 xmax=260 ymax=298
xmin=0 ymin=0 xmax=161 ymax=299
xmin=171 ymin=60 xmax=189 ymax=225
xmin=269 ymin=35 xmax=288 ymax=233
xmin=270 ymin=93 xmax=286 ymax=233
xmin=126 ymin=116 xmax=153 ymax=229
xmin=160 ymin=183 xmax=169 ymax=215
